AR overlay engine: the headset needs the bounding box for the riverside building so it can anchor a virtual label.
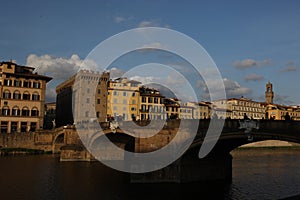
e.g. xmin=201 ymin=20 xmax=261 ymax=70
xmin=0 ymin=61 xmax=52 ymax=133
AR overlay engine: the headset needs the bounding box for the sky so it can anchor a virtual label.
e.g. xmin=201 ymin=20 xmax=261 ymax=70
xmin=0 ymin=0 xmax=300 ymax=104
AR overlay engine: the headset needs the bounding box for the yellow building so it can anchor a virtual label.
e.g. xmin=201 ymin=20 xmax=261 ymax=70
xmin=213 ymin=97 xmax=265 ymax=119
xmin=139 ymin=86 xmax=166 ymax=120
xmin=0 ymin=61 xmax=52 ymax=133
xmin=264 ymin=104 xmax=300 ymax=120
xmin=107 ymin=77 xmax=141 ymax=121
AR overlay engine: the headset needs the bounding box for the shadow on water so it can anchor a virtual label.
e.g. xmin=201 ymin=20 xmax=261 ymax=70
xmin=1 ymin=148 xmax=300 ymax=200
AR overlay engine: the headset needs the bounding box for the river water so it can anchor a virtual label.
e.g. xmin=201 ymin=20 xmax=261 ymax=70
xmin=0 ymin=149 xmax=299 ymax=200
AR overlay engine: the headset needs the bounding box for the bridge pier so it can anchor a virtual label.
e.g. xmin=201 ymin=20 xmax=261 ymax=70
xmin=131 ymin=153 xmax=232 ymax=183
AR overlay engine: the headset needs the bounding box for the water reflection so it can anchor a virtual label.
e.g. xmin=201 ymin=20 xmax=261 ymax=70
xmin=0 ymin=149 xmax=299 ymax=200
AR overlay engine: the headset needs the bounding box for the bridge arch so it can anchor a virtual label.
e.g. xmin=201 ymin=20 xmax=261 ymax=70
xmin=52 ymin=131 xmax=65 ymax=153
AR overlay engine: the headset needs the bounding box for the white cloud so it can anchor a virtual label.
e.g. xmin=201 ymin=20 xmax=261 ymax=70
xmin=26 ymin=54 xmax=99 ymax=102
xmin=26 ymin=54 xmax=98 ymax=81
xmin=223 ymin=78 xmax=252 ymax=97
xmin=244 ymin=73 xmax=264 ymax=82
xmin=233 ymin=59 xmax=271 ymax=70
xmin=114 ymin=16 xmax=126 ymax=23
xmin=129 ymin=75 xmax=154 ymax=84
xmin=110 ymin=67 xmax=125 ymax=78
xmin=138 ymin=20 xmax=159 ymax=28
xmin=279 ymin=61 xmax=297 ymax=72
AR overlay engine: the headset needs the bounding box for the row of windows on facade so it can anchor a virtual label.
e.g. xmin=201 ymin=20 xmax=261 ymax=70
xmin=0 ymin=121 xmax=37 ymax=133
xmin=141 ymin=96 xmax=161 ymax=104
xmin=233 ymin=102 xmax=261 ymax=107
xmin=233 ymin=112 xmax=264 ymax=117
xmin=2 ymin=79 xmax=41 ymax=88
xmin=1 ymin=107 xmax=39 ymax=117
xmin=80 ymin=75 xmax=108 ymax=82
xmin=232 ymin=106 xmax=264 ymax=112
xmin=112 ymin=91 xmax=136 ymax=97
xmin=111 ymin=99 xmax=136 ymax=104
xmin=2 ymin=91 xmax=40 ymax=100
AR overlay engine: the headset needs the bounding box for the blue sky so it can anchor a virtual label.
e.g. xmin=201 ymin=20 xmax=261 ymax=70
xmin=1 ymin=0 xmax=300 ymax=104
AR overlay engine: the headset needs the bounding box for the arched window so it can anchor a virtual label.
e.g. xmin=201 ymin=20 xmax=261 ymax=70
xmin=31 ymin=107 xmax=39 ymax=117
xmin=12 ymin=106 xmax=20 ymax=116
xmin=32 ymin=92 xmax=40 ymax=101
xmin=22 ymin=107 xmax=30 ymax=116
xmin=2 ymin=90 xmax=11 ymax=99
xmin=13 ymin=90 xmax=21 ymax=100
xmin=1 ymin=106 xmax=10 ymax=116
xmin=23 ymin=91 xmax=30 ymax=100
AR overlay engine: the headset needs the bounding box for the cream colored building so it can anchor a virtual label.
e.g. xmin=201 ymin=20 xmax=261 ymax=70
xmin=107 ymin=77 xmax=141 ymax=121
xmin=57 ymin=70 xmax=109 ymax=127
xmin=139 ymin=87 xmax=166 ymax=120
xmin=0 ymin=61 xmax=52 ymax=133
xmin=185 ymin=102 xmax=212 ymax=119
xmin=213 ymin=97 xmax=265 ymax=119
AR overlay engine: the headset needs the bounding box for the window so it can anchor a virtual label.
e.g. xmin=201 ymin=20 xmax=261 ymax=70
xmin=12 ymin=107 xmax=20 ymax=116
xmin=21 ymin=122 xmax=27 ymax=132
xmin=0 ymin=121 xmax=8 ymax=133
xmin=142 ymin=96 xmax=146 ymax=103
xmin=123 ymin=92 xmax=127 ymax=96
xmin=98 ymin=89 xmax=101 ymax=94
xmin=113 ymin=98 xmax=118 ymax=103
xmin=33 ymin=82 xmax=40 ymax=88
xmin=3 ymin=90 xmax=11 ymax=99
xmin=2 ymin=106 xmax=10 ymax=116
xmin=132 ymin=92 xmax=135 ymax=97
xmin=14 ymin=80 xmax=21 ymax=87
xmin=113 ymin=91 xmax=118 ymax=96
xmin=23 ymin=92 xmax=30 ymax=100
xmin=23 ymin=81 xmax=31 ymax=88
xmin=11 ymin=122 xmax=18 ymax=133
xmin=154 ymin=97 xmax=158 ymax=103
xmin=85 ymin=111 xmax=89 ymax=117
xmin=22 ymin=107 xmax=30 ymax=116
xmin=96 ymin=112 xmax=100 ymax=118
xmin=13 ymin=91 xmax=21 ymax=99
xmin=31 ymin=108 xmax=39 ymax=116
xmin=32 ymin=93 xmax=40 ymax=101
xmin=97 ymin=99 xmax=101 ymax=104
xmin=30 ymin=122 xmax=36 ymax=132
xmin=123 ymin=99 xmax=127 ymax=104
xmin=148 ymin=97 xmax=153 ymax=103
xmin=86 ymin=98 xmax=90 ymax=103
xmin=132 ymin=100 xmax=136 ymax=104
xmin=4 ymin=79 xmax=12 ymax=86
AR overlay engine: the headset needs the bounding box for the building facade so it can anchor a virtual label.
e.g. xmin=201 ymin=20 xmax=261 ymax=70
xmin=56 ymin=70 xmax=109 ymax=127
xmin=107 ymin=77 xmax=140 ymax=121
xmin=213 ymin=97 xmax=265 ymax=119
xmin=0 ymin=61 xmax=52 ymax=133
xmin=185 ymin=101 xmax=212 ymax=119
xmin=139 ymin=87 xmax=166 ymax=120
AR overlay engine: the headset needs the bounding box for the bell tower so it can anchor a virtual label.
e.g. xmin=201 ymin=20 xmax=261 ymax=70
xmin=265 ymin=81 xmax=274 ymax=104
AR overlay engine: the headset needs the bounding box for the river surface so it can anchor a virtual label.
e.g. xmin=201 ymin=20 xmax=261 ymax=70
xmin=0 ymin=148 xmax=299 ymax=200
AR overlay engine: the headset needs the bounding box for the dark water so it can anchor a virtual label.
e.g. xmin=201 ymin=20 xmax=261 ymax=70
xmin=0 ymin=149 xmax=299 ymax=200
